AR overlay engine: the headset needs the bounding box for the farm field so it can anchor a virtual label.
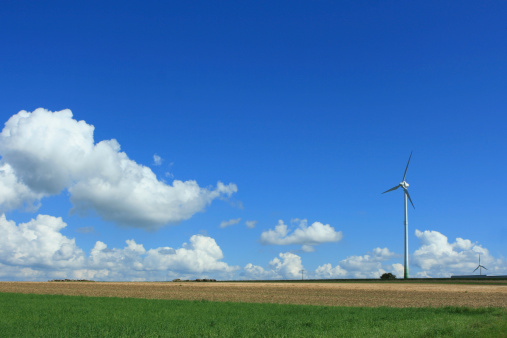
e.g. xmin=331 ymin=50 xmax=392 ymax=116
xmin=1 ymin=292 xmax=506 ymax=337
xmin=0 ymin=281 xmax=506 ymax=308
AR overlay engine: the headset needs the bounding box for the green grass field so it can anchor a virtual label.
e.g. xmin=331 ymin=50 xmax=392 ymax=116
xmin=0 ymin=292 xmax=505 ymax=337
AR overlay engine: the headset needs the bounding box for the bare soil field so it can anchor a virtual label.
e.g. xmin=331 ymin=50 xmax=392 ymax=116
xmin=1 ymin=281 xmax=506 ymax=308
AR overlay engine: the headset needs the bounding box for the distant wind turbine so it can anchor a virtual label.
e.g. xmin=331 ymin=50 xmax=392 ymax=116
xmin=473 ymin=254 xmax=487 ymax=276
xmin=383 ymin=152 xmax=414 ymax=279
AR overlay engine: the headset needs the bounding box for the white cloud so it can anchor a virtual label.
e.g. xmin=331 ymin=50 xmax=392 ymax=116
xmin=245 ymin=220 xmax=257 ymax=228
xmin=242 ymin=263 xmax=279 ymax=280
xmin=0 ymin=214 xmax=85 ymax=269
xmin=338 ymin=248 xmax=397 ymax=278
xmin=269 ymin=252 xmax=304 ymax=279
xmin=242 ymin=252 xmax=304 ymax=280
xmin=260 ymin=219 xmax=342 ymax=251
xmin=312 ymin=231 xmax=507 ymax=280
xmin=88 ymin=234 xmax=239 ymax=280
xmin=314 ymin=247 xmax=397 ymax=279
xmin=314 ymin=263 xmax=347 ymax=279
xmin=153 ymin=154 xmax=162 ymax=166
xmin=391 ymin=263 xmax=405 ymax=278
xmin=0 ymin=213 xmax=238 ymax=281
xmin=412 ymin=230 xmax=507 ymax=277
xmin=144 ymin=235 xmax=238 ymax=276
xmin=301 ymin=245 xmax=315 ymax=252
xmin=70 ymin=177 xmax=237 ymax=229
xmin=0 ymin=163 xmax=45 ymax=212
xmin=0 ymin=109 xmax=94 ymax=194
xmin=0 ymin=262 xmax=46 ymax=281
xmin=0 ymin=108 xmax=237 ymax=229
xmin=220 ymin=218 xmax=241 ymax=228
xmin=3 ymin=211 xmax=505 ymax=282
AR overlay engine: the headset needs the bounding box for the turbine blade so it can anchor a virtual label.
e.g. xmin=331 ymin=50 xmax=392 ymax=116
xmin=382 ymin=185 xmax=400 ymax=194
xmin=473 ymin=266 xmax=479 ymax=272
xmin=404 ymin=189 xmax=415 ymax=209
xmin=402 ymin=151 xmax=413 ymax=181
xmin=482 ymin=266 xmax=488 ymax=270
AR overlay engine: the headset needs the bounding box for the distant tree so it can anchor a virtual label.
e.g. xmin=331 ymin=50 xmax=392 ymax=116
xmin=380 ymin=272 xmax=396 ymax=280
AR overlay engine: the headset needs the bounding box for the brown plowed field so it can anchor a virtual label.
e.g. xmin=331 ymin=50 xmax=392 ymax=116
xmin=1 ymin=282 xmax=506 ymax=308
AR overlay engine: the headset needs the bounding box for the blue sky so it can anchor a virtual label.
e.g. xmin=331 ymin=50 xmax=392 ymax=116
xmin=1 ymin=1 xmax=506 ymax=281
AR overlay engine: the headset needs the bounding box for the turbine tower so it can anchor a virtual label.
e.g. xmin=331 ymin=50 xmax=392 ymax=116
xmin=383 ymin=152 xmax=414 ymax=279
xmin=473 ymin=254 xmax=487 ymax=276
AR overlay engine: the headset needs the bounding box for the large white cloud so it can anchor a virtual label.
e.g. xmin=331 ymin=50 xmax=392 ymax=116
xmin=0 ymin=214 xmax=85 ymax=269
xmin=0 ymin=109 xmax=94 ymax=194
xmin=0 ymin=214 xmax=238 ymax=281
xmin=260 ymin=219 xmax=342 ymax=251
xmin=242 ymin=252 xmax=304 ymax=280
xmin=270 ymin=252 xmax=304 ymax=279
xmin=0 ymin=108 xmax=237 ymax=229
xmin=143 ymin=235 xmax=237 ymax=275
xmin=412 ymin=230 xmax=507 ymax=277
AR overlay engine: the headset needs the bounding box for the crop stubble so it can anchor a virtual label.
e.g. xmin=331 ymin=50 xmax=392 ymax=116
xmin=0 ymin=282 xmax=505 ymax=308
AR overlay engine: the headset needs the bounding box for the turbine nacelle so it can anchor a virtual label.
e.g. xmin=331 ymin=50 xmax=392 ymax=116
xmin=382 ymin=153 xmax=414 ymax=209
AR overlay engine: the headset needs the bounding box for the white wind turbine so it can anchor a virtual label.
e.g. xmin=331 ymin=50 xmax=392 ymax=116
xmin=473 ymin=254 xmax=487 ymax=276
xmin=383 ymin=152 xmax=414 ymax=279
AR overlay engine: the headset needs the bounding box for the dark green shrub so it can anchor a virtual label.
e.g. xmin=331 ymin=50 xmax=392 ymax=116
xmin=380 ymin=272 xmax=396 ymax=280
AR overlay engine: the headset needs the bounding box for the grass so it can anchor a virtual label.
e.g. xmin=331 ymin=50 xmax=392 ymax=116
xmin=0 ymin=292 xmax=506 ymax=337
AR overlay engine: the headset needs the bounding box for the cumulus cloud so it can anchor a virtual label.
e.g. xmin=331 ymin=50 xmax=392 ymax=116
xmin=314 ymin=247 xmax=398 ymax=279
xmin=242 ymin=252 xmax=304 ymax=280
xmin=314 ymin=263 xmax=347 ymax=279
xmin=270 ymin=252 xmax=304 ymax=279
xmin=412 ymin=230 xmax=507 ymax=277
xmin=144 ymin=235 xmax=237 ymax=276
xmin=0 ymin=109 xmax=237 ymax=229
xmin=0 ymin=214 xmax=85 ymax=269
xmin=243 ymin=263 xmax=278 ymax=280
xmin=0 ymin=262 xmax=46 ymax=281
xmin=0 ymin=163 xmax=45 ymax=212
xmin=0 ymin=214 xmax=238 ymax=281
xmin=337 ymin=248 xmax=397 ymax=278
xmin=311 ymin=230 xmax=507 ymax=279
xmin=260 ymin=219 xmax=342 ymax=251
xmin=219 ymin=218 xmax=241 ymax=228
xmin=391 ymin=263 xmax=405 ymax=278
xmin=245 ymin=220 xmax=257 ymax=228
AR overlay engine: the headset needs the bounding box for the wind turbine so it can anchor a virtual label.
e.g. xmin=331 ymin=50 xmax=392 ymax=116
xmin=473 ymin=254 xmax=487 ymax=276
xmin=383 ymin=152 xmax=414 ymax=279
